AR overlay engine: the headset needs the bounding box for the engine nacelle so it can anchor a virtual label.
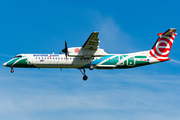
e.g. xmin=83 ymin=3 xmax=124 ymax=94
xmin=68 ymin=47 xmax=108 ymax=58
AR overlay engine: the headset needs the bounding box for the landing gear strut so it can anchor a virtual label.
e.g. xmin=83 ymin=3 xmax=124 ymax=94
xmin=79 ymin=69 xmax=88 ymax=81
xmin=10 ymin=67 xmax=14 ymax=73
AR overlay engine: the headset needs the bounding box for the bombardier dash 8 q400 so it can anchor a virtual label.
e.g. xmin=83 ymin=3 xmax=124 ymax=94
xmin=3 ymin=28 xmax=177 ymax=81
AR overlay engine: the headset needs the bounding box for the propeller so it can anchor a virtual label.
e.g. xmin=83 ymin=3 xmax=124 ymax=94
xmin=62 ymin=40 xmax=68 ymax=60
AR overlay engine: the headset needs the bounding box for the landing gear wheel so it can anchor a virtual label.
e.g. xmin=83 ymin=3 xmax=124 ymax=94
xmin=89 ymin=65 xmax=94 ymax=70
xmin=83 ymin=75 xmax=88 ymax=81
xmin=10 ymin=68 xmax=14 ymax=73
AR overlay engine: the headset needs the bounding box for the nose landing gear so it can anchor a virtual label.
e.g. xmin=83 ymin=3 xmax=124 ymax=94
xmin=10 ymin=67 xmax=14 ymax=73
xmin=79 ymin=69 xmax=88 ymax=81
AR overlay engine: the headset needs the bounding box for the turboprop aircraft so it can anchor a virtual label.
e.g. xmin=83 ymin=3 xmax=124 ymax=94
xmin=3 ymin=28 xmax=177 ymax=81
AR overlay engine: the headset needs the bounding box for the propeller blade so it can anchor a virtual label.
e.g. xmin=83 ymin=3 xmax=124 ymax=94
xmin=65 ymin=40 xmax=67 ymax=49
xmin=65 ymin=52 xmax=67 ymax=61
xmin=62 ymin=40 xmax=68 ymax=61
xmin=62 ymin=40 xmax=68 ymax=53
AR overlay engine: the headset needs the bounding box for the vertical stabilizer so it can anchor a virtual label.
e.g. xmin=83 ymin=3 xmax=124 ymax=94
xmin=149 ymin=28 xmax=177 ymax=61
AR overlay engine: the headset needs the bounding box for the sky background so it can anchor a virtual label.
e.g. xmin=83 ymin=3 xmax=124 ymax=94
xmin=1 ymin=0 xmax=180 ymax=120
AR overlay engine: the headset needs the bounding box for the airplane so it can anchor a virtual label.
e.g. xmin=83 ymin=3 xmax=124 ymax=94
xmin=3 ymin=28 xmax=177 ymax=81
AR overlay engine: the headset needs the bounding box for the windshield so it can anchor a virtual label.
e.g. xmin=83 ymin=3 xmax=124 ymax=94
xmin=13 ymin=55 xmax=22 ymax=58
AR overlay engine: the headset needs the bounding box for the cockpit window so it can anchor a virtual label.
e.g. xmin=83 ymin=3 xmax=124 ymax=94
xmin=14 ymin=55 xmax=22 ymax=58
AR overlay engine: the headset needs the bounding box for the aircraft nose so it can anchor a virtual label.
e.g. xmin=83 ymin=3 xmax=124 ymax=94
xmin=3 ymin=62 xmax=6 ymax=67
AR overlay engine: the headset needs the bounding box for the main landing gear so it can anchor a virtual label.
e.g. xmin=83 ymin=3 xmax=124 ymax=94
xmin=86 ymin=58 xmax=94 ymax=70
xmin=10 ymin=67 xmax=14 ymax=73
xmin=79 ymin=59 xmax=94 ymax=81
xmin=79 ymin=69 xmax=88 ymax=81
xmin=89 ymin=63 xmax=94 ymax=70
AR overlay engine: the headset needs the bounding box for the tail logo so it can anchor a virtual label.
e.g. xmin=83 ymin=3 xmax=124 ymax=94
xmin=155 ymin=40 xmax=170 ymax=56
xmin=150 ymin=33 xmax=176 ymax=59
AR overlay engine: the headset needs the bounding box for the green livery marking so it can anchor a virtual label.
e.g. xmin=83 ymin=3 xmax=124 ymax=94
xmin=6 ymin=58 xmax=20 ymax=67
xmin=102 ymin=56 xmax=119 ymax=65
xmin=135 ymin=56 xmax=147 ymax=58
xmin=127 ymin=57 xmax=135 ymax=66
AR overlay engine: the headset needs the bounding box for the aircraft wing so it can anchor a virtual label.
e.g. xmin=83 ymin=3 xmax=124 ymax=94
xmin=68 ymin=31 xmax=108 ymax=58
xmin=82 ymin=32 xmax=99 ymax=50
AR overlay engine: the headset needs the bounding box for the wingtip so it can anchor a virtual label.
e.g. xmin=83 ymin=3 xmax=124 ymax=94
xmin=93 ymin=31 xmax=99 ymax=33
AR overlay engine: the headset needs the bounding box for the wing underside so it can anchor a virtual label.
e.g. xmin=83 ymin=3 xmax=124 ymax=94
xmin=82 ymin=32 xmax=99 ymax=50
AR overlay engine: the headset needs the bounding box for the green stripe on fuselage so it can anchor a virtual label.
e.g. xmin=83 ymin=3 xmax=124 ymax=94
xmin=102 ymin=56 xmax=119 ymax=65
xmin=13 ymin=58 xmax=37 ymax=68
xmin=134 ymin=56 xmax=149 ymax=66
xmin=6 ymin=57 xmax=37 ymax=68
xmin=135 ymin=56 xmax=147 ymax=58
xmin=6 ymin=58 xmax=20 ymax=67
xmin=14 ymin=58 xmax=28 ymax=67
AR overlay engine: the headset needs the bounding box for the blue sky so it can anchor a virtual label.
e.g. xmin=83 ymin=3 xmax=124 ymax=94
xmin=1 ymin=0 xmax=180 ymax=120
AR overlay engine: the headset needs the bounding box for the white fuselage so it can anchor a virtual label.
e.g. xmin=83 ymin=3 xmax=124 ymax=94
xmin=17 ymin=50 xmax=160 ymax=69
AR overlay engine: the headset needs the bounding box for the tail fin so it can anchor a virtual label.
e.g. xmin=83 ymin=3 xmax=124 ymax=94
xmin=149 ymin=28 xmax=177 ymax=61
